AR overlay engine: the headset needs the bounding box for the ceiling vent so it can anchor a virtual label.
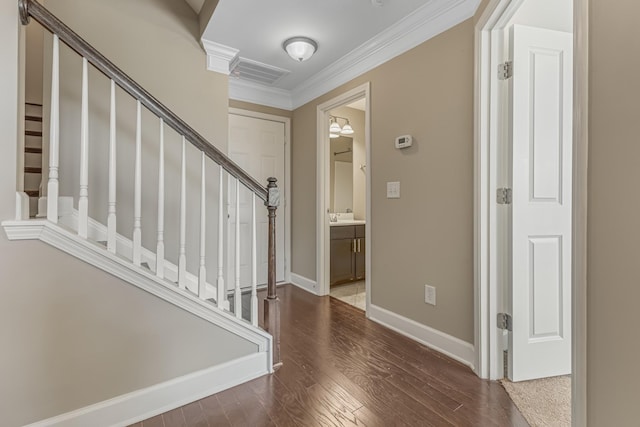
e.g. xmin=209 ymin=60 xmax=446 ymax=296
xmin=230 ymin=57 xmax=290 ymax=86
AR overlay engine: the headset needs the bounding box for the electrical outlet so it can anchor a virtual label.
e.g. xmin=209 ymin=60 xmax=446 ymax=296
xmin=425 ymin=285 xmax=436 ymax=306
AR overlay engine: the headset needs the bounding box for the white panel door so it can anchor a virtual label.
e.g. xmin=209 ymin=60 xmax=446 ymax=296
xmin=509 ymin=25 xmax=573 ymax=382
xmin=228 ymin=114 xmax=285 ymax=287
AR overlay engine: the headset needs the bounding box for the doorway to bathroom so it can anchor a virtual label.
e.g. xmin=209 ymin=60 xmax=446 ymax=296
xmin=327 ymin=101 xmax=366 ymax=310
xmin=316 ymin=83 xmax=371 ymax=314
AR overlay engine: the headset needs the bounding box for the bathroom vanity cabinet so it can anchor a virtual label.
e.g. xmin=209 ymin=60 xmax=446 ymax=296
xmin=330 ymin=224 xmax=365 ymax=286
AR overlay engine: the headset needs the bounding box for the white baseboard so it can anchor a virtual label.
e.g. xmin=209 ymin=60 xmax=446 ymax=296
xmin=25 ymin=353 xmax=268 ymax=427
xmin=290 ymin=273 xmax=318 ymax=295
xmin=368 ymin=304 xmax=475 ymax=370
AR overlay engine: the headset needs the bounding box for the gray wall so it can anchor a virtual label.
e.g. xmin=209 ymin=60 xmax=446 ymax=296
xmin=587 ymin=0 xmax=640 ymax=423
xmin=0 ymin=239 xmax=257 ymax=427
xmin=292 ymin=16 xmax=479 ymax=343
xmin=0 ymin=1 xmax=258 ymax=425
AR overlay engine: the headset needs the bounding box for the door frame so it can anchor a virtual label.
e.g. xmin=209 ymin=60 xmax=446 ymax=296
xmin=474 ymin=0 xmax=587 ymax=423
xmin=316 ymin=83 xmax=371 ymax=311
xmin=228 ymin=107 xmax=292 ymax=284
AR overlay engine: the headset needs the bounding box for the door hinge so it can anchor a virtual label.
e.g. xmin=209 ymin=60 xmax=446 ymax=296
xmin=496 ymin=188 xmax=512 ymax=205
xmin=497 ymin=313 xmax=513 ymax=331
xmin=498 ymin=61 xmax=513 ymax=80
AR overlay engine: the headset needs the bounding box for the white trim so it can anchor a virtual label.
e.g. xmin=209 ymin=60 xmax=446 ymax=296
xmin=572 ymin=0 xmax=588 ymax=424
xmin=24 ymin=353 xmax=268 ymax=427
xmin=226 ymin=0 xmax=480 ymax=110
xmin=15 ymin=191 xmax=29 ymax=220
xmin=229 ymin=79 xmax=293 ymax=111
xmin=289 ymin=273 xmax=318 ymax=294
xmin=368 ymin=304 xmax=475 ymax=370
xmin=227 ymin=108 xmax=292 ymax=285
xmin=474 ymin=0 xmax=531 ymax=382
xmin=202 ymin=40 xmax=239 ymax=75
xmin=316 ymin=83 xmax=371 ymax=319
xmin=1 ymin=219 xmax=273 ymax=360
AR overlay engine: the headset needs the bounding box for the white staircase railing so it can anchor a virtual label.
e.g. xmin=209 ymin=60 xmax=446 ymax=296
xmin=16 ymin=0 xmax=282 ymax=367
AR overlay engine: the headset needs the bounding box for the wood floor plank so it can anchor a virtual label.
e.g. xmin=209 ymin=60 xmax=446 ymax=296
xmin=199 ymin=395 xmax=231 ymax=427
xmin=181 ymin=401 xmax=208 ymax=427
xmin=162 ymin=408 xmax=186 ymax=427
xmin=142 ymin=415 xmax=164 ymax=427
xmin=141 ymin=285 xmax=526 ymax=427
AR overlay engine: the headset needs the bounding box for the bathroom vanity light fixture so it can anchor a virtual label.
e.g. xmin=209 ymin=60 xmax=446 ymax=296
xmin=283 ymin=37 xmax=317 ymax=62
xmin=329 ymin=115 xmax=355 ymax=136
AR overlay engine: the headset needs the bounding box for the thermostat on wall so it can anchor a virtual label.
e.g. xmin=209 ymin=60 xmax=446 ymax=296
xmin=395 ymin=135 xmax=413 ymax=149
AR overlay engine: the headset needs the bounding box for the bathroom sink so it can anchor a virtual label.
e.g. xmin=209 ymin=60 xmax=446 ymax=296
xmin=329 ymin=212 xmax=365 ymax=226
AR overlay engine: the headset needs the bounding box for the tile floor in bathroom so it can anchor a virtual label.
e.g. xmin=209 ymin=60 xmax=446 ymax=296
xmin=329 ymin=280 xmax=366 ymax=311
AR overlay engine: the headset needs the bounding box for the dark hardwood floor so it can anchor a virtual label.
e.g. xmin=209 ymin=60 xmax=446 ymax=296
xmin=135 ymin=285 xmax=528 ymax=426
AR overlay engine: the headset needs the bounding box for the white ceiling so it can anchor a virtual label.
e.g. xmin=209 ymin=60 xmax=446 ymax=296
xmin=203 ymin=0 xmax=428 ymax=90
xmin=196 ymin=0 xmax=480 ymax=109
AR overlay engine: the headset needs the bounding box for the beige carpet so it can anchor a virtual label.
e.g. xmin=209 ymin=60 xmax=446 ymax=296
xmin=500 ymin=376 xmax=571 ymax=427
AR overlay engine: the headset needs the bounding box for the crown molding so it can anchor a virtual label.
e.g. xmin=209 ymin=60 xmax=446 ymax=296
xmin=229 ymin=78 xmax=293 ymax=110
xmin=225 ymin=0 xmax=480 ymax=110
xmin=291 ymin=0 xmax=480 ymax=108
xmin=202 ymin=39 xmax=239 ymax=75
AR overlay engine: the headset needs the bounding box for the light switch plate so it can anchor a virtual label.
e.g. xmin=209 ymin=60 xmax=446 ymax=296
xmin=387 ymin=181 xmax=400 ymax=199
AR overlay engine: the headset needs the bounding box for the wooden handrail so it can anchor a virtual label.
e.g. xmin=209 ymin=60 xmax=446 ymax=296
xmin=19 ymin=0 xmax=268 ymax=201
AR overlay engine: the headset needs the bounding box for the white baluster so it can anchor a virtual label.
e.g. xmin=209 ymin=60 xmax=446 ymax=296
xmin=78 ymin=57 xmax=89 ymax=238
xmin=217 ymin=166 xmax=227 ymax=309
xmin=234 ymin=178 xmax=241 ymax=319
xmin=198 ymin=152 xmax=206 ymax=298
xmin=178 ymin=136 xmax=187 ymax=289
xmin=132 ymin=100 xmax=142 ymax=266
xmin=156 ymin=119 xmax=165 ymax=278
xmin=251 ymin=193 xmax=258 ymax=326
xmin=107 ymin=80 xmax=117 ymax=253
xmin=47 ymin=34 xmax=60 ymax=223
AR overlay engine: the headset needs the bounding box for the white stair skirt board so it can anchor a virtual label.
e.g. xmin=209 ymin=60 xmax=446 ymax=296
xmin=290 ymin=273 xmax=318 ymax=295
xmin=57 ymin=209 xmax=217 ymax=299
xmin=2 ymin=219 xmax=273 ymax=362
xmin=24 ymin=352 xmax=268 ymax=427
xmin=368 ymin=304 xmax=475 ymax=370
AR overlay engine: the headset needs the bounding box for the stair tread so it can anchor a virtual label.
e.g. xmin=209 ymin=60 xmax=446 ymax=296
xmin=25 ymin=115 xmax=43 ymax=122
xmin=24 ymin=167 xmax=42 ymax=174
xmin=25 ymin=147 xmax=42 ymax=154
xmin=25 ymin=190 xmax=39 ymax=197
xmin=25 ymin=130 xmax=43 ymax=137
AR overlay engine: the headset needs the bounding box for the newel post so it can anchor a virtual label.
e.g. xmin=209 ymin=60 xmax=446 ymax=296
xmin=264 ymin=177 xmax=282 ymax=369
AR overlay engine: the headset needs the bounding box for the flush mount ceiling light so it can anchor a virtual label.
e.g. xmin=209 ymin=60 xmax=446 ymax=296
xmin=283 ymin=37 xmax=318 ymax=62
xmin=329 ymin=115 xmax=355 ymax=137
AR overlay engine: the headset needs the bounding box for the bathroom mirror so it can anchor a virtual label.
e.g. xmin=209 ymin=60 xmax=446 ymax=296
xmin=330 ymin=136 xmax=353 ymax=213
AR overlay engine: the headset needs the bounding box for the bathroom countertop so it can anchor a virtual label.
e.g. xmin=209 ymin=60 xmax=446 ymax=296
xmin=329 ymin=220 xmax=367 ymax=227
